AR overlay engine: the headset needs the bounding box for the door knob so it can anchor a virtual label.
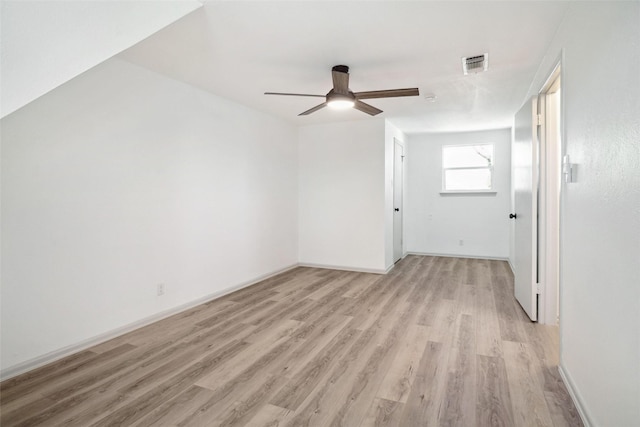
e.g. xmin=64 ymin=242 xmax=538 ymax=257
xmin=509 ymin=213 xmax=517 ymax=219
xmin=394 ymin=208 xmax=400 ymax=212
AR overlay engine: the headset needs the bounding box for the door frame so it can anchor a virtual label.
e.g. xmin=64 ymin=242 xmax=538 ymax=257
xmin=537 ymin=62 xmax=563 ymax=325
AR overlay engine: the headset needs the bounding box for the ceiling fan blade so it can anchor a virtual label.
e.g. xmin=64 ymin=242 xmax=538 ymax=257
xmin=354 ymin=100 xmax=383 ymax=116
xmin=264 ymin=92 xmax=325 ymax=98
xmin=354 ymin=88 xmax=419 ymax=99
xmin=298 ymin=102 xmax=328 ymax=116
xmin=332 ymin=65 xmax=350 ymax=94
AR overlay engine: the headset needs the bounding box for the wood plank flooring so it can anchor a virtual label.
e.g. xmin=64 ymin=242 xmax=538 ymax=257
xmin=0 ymin=256 xmax=583 ymax=426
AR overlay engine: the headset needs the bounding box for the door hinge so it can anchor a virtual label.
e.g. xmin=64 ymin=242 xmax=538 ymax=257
xmin=536 ymin=283 xmax=541 ymax=294
xmin=536 ymin=114 xmax=543 ymax=126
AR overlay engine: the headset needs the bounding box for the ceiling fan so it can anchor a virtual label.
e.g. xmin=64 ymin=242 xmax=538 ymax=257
xmin=265 ymin=65 xmax=419 ymax=116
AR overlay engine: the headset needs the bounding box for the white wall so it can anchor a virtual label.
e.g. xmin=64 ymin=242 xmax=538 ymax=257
xmin=523 ymin=2 xmax=640 ymax=425
xmin=405 ymin=129 xmax=511 ymax=259
xmin=0 ymin=0 xmax=202 ymax=118
xmin=0 ymin=58 xmax=299 ymax=374
xmin=384 ymin=121 xmax=407 ymax=269
xmin=298 ymin=119 xmax=387 ymax=272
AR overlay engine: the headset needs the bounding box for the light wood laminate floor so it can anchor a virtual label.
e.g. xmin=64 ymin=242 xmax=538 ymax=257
xmin=1 ymin=256 xmax=583 ymax=426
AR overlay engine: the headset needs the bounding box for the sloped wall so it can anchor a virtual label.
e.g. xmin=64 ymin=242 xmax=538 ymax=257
xmin=1 ymin=0 xmax=201 ymax=117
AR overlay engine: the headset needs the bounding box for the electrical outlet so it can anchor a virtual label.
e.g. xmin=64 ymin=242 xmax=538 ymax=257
xmin=157 ymin=283 xmax=165 ymax=296
xmin=459 ymin=239 xmax=464 ymax=246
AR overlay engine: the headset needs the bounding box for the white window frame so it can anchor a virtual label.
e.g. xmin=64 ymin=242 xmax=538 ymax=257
xmin=441 ymin=143 xmax=496 ymax=194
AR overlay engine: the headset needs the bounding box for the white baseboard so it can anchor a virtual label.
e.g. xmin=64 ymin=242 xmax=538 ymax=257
xmin=558 ymin=364 xmax=593 ymax=427
xmin=0 ymin=263 xmax=298 ymax=381
xmin=406 ymin=251 xmax=510 ymax=262
xmin=508 ymin=258 xmax=515 ymax=274
xmin=298 ymin=262 xmax=388 ymax=275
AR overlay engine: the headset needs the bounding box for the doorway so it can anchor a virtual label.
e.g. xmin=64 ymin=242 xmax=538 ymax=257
xmin=393 ymin=140 xmax=404 ymax=263
xmin=538 ymin=66 xmax=562 ymax=325
xmin=512 ymin=65 xmax=562 ymax=325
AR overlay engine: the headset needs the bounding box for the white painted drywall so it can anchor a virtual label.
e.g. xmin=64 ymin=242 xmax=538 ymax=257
xmin=405 ymin=129 xmax=512 ymax=259
xmin=0 ymin=58 xmax=298 ymax=372
xmin=523 ymin=2 xmax=640 ymax=425
xmin=298 ymin=120 xmax=387 ymax=272
xmin=385 ymin=121 xmax=407 ymax=269
xmin=0 ymin=0 xmax=201 ymax=118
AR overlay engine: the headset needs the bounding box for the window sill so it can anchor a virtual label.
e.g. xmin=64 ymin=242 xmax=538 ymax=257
xmin=439 ymin=191 xmax=497 ymax=196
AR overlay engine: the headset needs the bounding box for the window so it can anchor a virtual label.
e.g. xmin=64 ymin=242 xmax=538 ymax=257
xmin=442 ymin=144 xmax=494 ymax=192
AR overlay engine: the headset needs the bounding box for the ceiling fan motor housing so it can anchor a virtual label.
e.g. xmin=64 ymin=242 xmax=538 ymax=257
xmin=332 ymin=65 xmax=349 ymax=74
xmin=326 ymin=89 xmax=355 ymax=103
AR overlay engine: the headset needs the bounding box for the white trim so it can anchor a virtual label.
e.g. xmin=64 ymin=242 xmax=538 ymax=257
xmin=537 ymin=56 xmax=566 ymax=328
xmin=439 ymin=191 xmax=497 ymax=196
xmin=406 ymin=251 xmax=510 ymax=262
xmin=298 ymin=262 xmax=389 ymax=275
xmin=558 ymin=365 xmax=593 ymax=427
xmin=0 ymin=263 xmax=298 ymax=381
xmin=536 ymin=66 xmax=562 ymax=326
xmin=508 ymin=258 xmax=516 ymax=275
xmin=385 ymin=252 xmax=412 ymax=273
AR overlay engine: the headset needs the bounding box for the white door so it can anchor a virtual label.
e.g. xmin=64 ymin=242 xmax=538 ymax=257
xmin=393 ymin=141 xmax=404 ymax=263
xmin=513 ymin=97 xmax=539 ymax=321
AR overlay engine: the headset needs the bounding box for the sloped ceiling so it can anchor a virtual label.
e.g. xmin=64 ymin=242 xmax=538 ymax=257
xmin=0 ymin=0 xmax=202 ymax=118
xmin=119 ymin=1 xmax=570 ymax=133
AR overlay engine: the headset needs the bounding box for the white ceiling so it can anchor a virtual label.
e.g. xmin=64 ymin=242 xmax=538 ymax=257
xmin=119 ymin=1 xmax=571 ymax=134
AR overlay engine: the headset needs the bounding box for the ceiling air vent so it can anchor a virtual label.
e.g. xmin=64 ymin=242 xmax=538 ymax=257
xmin=462 ymin=53 xmax=488 ymax=75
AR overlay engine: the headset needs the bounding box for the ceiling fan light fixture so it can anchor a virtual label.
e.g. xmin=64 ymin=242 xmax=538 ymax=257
xmin=326 ymin=91 xmax=355 ymax=109
xmin=327 ymin=99 xmax=355 ymax=109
